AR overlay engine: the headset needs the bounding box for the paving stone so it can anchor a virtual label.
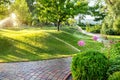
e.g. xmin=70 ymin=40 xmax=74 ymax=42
xmin=0 ymin=57 xmax=72 ymax=80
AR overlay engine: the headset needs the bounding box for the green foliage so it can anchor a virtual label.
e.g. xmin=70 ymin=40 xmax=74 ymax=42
xmin=101 ymin=0 xmax=120 ymax=35
xmin=108 ymin=42 xmax=120 ymax=74
xmin=105 ymin=28 xmax=116 ymax=35
xmin=68 ymin=18 xmax=76 ymax=26
xmin=110 ymin=42 xmax=120 ymax=59
xmin=108 ymin=72 xmax=120 ymax=80
xmin=35 ymin=0 xmax=88 ymax=30
xmin=113 ymin=17 xmax=120 ymax=35
xmin=0 ymin=0 xmax=10 ymax=4
xmin=25 ymin=0 xmax=35 ymax=13
xmin=101 ymin=19 xmax=117 ymax=35
xmin=101 ymin=22 xmax=108 ymax=34
xmin=0 ymin=0 xmax=10 ymax=20
xmin=88 ymin=0 xmax=106 ymax=21
xmin=71 ymin=51 xmax=108 ymax=80
xmin=0 ymin=4 xmax=8 ymax=20
xmin=10 ymin=0 xmax=32 ymax=25
xmin=77 ymin=23 xmax=86 ymax=28
xmin=86 ymin=25 xmax=101 ymax=33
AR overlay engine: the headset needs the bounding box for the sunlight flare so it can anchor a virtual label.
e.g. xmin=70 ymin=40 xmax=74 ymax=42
xmin=11 ymin=13 xmax=17 ymax=19
xmin=0 ymin=13 xmax=19 ymax=28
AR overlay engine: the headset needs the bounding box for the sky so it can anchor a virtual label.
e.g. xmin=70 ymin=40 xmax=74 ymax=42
xmin=88 ymin=0 xmax=97 ymax=6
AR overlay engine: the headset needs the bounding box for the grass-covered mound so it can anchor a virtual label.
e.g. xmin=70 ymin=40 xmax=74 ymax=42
xmin=0 ymin=27 xmax=103 ymax=62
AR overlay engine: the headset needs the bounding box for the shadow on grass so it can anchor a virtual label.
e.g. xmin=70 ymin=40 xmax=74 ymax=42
xmin=0 ymin=34 xmax=77 ymax=62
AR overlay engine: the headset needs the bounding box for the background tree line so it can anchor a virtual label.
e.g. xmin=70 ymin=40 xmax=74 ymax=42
xmin=0 ymin=0 xmax=120 ymax=34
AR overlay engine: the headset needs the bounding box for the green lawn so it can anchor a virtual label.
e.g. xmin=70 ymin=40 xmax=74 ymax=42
xmin=0 ymin=27 xmax=103 ymax=62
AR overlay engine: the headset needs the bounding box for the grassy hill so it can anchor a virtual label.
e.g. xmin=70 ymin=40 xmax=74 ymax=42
xmin=0 ymin=27 xmax=103 ymax=62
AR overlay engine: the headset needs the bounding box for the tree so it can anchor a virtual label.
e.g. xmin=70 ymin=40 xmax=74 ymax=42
xmin=10 ymin=0 xmax=32 ymax=25
xmin=101 ymin=0 xmax=120 ymax=35
xmin=0 ymin=0 xmax=10 ymax=19
xmin=88 ymin=0 xmax=106 ymax=22
xmin=0 ymin=0 xmax=10 ymax=4
xmin=88 ymin=5 xmax=106 ymax=22
xmin=25 ymin=0 xmax=35 ymax=13
xmin=35 ymin=0 xmax=88 ymax=31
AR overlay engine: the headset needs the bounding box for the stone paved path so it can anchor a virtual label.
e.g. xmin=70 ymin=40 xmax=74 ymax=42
xmin=0 ymin=57 xmax=72 ymax=80
xmin=78 ymin=27 xmax=106 ymax=42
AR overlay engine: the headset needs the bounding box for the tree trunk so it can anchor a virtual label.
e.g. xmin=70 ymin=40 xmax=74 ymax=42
xmin=57 ymin=21 xmax=60 ymax=31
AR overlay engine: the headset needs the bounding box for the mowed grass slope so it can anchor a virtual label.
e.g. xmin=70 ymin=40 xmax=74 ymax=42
xmin=0 ymin=27 xmax=103 ymax=62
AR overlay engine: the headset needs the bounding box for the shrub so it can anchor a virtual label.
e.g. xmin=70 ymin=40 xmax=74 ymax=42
xmin=108 ymin=42 xmax=120 ymax=74
xmin=109 ymin=42 xmax=120 ymax=59
xmin=113 ymin=17 xmax=120 ymax=35
xmin=86 ymin=25 xmax=101 ymax=33
xmin=105 ymin=28 xmax=116 ymax=35
xmin=108 ymin=72 xmax=120 ymax=80
xmin=71 ymin=51 xmax=109 ymax=80
xmin=101 ymin=16 xmax=120 ymax=35
xmin=101 ymin=27 xmax=117 ymax=35
xmin=77 ymin=23 xmax=86 ymax=28
xmin=86 ymin=26 xmax=90 ymax=32
xmin=68 ymin=18 xmax=76 ymax=26
xmin=101 ymin=22 xmax=108 ymax=34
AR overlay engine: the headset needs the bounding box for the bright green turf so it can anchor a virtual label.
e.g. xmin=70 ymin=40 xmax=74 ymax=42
xmin=0 ymin=27 xmax=103 ymax=62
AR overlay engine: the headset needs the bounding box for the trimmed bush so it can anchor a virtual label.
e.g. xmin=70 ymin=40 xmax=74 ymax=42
xmin=108 ymin=72 xmax=120 ymax=80
xmin=71 ymin=51 xmax=109 ymax=80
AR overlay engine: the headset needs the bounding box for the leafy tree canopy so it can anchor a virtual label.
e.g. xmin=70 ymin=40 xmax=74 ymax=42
xmin=101 ymin=0 xmax=120 ymax=35
xmin=35 ymin=0 xmax=88 ymax=31
xmin=88 ymin=0 xmax=106 ymax=21
xmin=0 ymin=0 xmax=10 ymax=19
xmin=10 ymin=0 xmax=32 ymax=25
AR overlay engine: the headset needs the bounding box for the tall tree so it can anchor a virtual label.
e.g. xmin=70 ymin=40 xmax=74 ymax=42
xmin=0 ymin=0 xmax=10 ymax=19
xmin=10 ymin=0 xmax=32 ymax=25
xmin=101 ymin=0 xmax=120 ymax=35
xmin=35 ymin=0 xmax=88 ymax=31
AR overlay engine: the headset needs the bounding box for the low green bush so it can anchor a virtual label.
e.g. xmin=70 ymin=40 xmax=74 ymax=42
xmin=105 ymin=28 xmax=116 ymax=35
xmin=71 ymin=51 xmax=109 ymax=80
xmin=101 ymin=22 xmax=108 ymax=34
xmin=110 ymin=42 xmax=120 ymax=59
xmin=113 ymin=17 xmax=120 ymax=35
xmin=101 ymin=21 xmax=119 ymax=35
xmin=108 ymin=42 xmax=120 ymax=74
xmin=86 ymin=25 xmax=101 ymax=33
xmin=108 ymin=72 xmax=120 ymax=80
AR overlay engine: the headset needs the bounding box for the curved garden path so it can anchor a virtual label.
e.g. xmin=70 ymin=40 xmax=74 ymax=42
xmin=0 ymin=57 xmax=72 ymax=80
xmin=77 ymin=26 xmax=108 ymax=42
